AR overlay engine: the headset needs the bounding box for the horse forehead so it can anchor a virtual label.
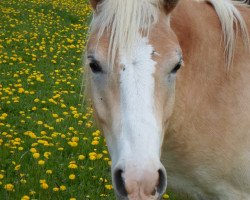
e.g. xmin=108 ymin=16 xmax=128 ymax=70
xmin=120 ymin=37 xmax=154 ymax=63
xmin=88 ymin=20 xmax=177 ymax=49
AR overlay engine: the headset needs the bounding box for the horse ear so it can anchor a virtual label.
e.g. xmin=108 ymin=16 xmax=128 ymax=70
xmin=162 ymin=0 xmax=180 ymax=14
xmin=89 ymin=0 xmax=102 ymax=10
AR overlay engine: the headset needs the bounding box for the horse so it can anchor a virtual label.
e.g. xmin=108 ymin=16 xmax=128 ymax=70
xmin=85 ymin=0 xmax=250 ymax=199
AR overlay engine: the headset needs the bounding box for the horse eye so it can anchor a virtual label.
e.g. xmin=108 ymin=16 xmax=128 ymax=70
xmin=171 ymin=62 xmax=182 ymax=74
xmin=89 ymin=61 xmax=103 ymax=73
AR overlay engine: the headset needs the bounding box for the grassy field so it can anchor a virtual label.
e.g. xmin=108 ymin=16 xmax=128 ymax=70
xmin=0 ymin=0 xmax=185 ymax=199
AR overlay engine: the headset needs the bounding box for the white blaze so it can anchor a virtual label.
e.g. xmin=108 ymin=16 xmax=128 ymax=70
xmin=116 ymin=37 xmax=161 ymax=167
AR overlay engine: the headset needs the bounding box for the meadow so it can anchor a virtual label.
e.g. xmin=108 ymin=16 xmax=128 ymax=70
xmin=0 ymin=0 xmax=181 ymax=199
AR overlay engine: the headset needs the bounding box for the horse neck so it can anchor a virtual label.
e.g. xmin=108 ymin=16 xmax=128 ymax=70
xmin=168 ymin=0 xmax=250 ymax=129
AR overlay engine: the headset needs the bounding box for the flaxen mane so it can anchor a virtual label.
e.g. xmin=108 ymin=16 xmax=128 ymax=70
xmin=88 ymin=0 xmax=249 ymax=69
xmin=90 ymin=0 xmax=160 ymax=67
xmin=207 ymin=0 xmax=249 ymax=68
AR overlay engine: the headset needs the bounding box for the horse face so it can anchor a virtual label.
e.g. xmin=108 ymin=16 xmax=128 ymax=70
xmin=86 ymin=3 xmax=182 ymax=200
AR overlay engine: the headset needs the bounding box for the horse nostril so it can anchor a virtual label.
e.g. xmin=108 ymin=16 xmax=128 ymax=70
xmin=151 ymin=188 xmax=157 ymax=196
xmin=156 ymin=169 xmax=167 ymax=195
xmin=114 ymin=169 xmax=127 ymax=197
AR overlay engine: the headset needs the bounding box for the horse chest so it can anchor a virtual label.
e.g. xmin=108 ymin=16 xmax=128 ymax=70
xmin=162 ymin=135 xmax=250 ymax=200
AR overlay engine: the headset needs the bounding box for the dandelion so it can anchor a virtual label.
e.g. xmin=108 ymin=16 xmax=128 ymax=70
xmin=69 ymin=174 xmax=76 ymax=180
xmin=60 ymin=185 xmax=66 ymax=191
xmin=163 ymin=194 xmax=170 ymax=199
xmin=38 ymin=160 xmax=45 ymax=165
xmin=52 ymin=113 xmax=58 ymax=118
xmin=29 ymin=190 xmax=36 ymax=195
xmin=105 ymin=184 xmax=113 ymax=190
xmin=41 ymin=131 xmax=47 ymax=135
xmin=71 ymin=137 xmax=79 ymax=142
xmin=18 ymin=147 xmax=24 ymax=151
xmin=66 ymin=38 xmax=74 ymax=43
xmin=53 ymin=187 xmax=59 ymax=192
xmin=20 ymin=179 xmax=27 ymax=184
xmin=44 ymin=152 xmax=51 ymax=158
xmin=68 ymin=141 xmax=78 ymax=147
xmin=40 ymin=180 xmax=49 ymax=189
xmin=21 ymin=195 xmax=30 ymax=200
xmin=89 ymin=152 xmax=97 ymax=160
xmin=41 ymin=182 xmax=49 ymax=189
xmin=33 ymin=153 xmax=40 ymax=159
xmin=78 ymin=155 xmax=85 ymax=160
xmin=0 ymin=174 xmax=4 ymax=179
xmin=28 ymin=132 xmax=37 ymax=138
xmin=89 ymin=156 xmax=96 ymax=160
xmin=91 ymin=140 xmax=99 ymax=145
xmin=97 ymin=154 xmax=103 ymax=159
xmin=4 ymin=183 xmax=14 ymax=191
xmin=68 ymin=162 xmax=78 ymax=169
xmin=46 ymin=170 xmax=52 ymax=174
xmin=14 ymin=164 xmax=21 ymax=171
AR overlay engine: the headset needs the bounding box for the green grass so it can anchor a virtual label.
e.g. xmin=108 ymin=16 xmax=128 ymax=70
xmin=0 ymin=0 xmax=187 ymax=199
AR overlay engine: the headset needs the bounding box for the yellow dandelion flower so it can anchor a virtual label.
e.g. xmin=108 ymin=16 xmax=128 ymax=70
xmin=71 ymin=137 xmax=79 ymax=142
xmin=4 ymin=183 xmax=14 ymax=191
xmin=38 ymin=160 xmax=45 ymax=165
xmin=41 ymin=182 xmax=49 ymax=189
xmin=41 ymin=131 xmax=47 ymax=135
xmin=29 ymin=190 xmax=36 ymax=195
xmin=69 ymin=174 xmax=76 ymax=180
xmin=68 ymin=141 xmax=78 ymax=147
xmin=28 ymin=131 xmax=36 ymax=138
xmin=53 ymin=187 xmax=59 ymax=192
xmin=39 ymin=180 xmax=46 ymax=184
xmin=18 ymin=147 xmax=24 ymax=151
xmin=73 ymin=114 xmax=79 ymax=118
xmin=97 ymin=154 xmax=103 ymax=159
xmin=60 ymin=185 xmax=66 ymax=191
xmin=14 ymin=164 xmax=21 ymax=171
xmin=52 ymin=113 xmax=58 ymax=118
xmin=20 ymin=179 xmax=27 ymax=184
xmin=21 ymin=195 xmax=30 ymax=200
xmin=2 ymin=113 xmax=8 ymax=118
xmin=66 ymin=38 xmax=74 ymax=43
xmin=31 ymin=107 xmax=37 ymax=111
xmin=0 ymin=174 xmax=4 ymax=179
xmin=68 ymin=163 xmax=78 ymax=169
xmin=89 ymin=156 xmax=96 ymax=160
xmin=105 ymin=184 xmax=113 ymax=190
xmin=78 ymin=155 xmax=85 ymax=160
xmin=46 ymin=170 xmax=52 ymax=174
xmin=163 ymin=194 xmax=170 ymax=199
xmin=33 ymin=153 xmax=40 ymax=159
xmin=44 ymin=152 xmax=51 ymax=158
xmin=91 ymin=140 xmax=99 ymax=145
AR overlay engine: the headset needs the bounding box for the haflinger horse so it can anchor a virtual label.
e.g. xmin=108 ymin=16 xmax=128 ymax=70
xmin=85 ymin=0 xmax=250 ymax=199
